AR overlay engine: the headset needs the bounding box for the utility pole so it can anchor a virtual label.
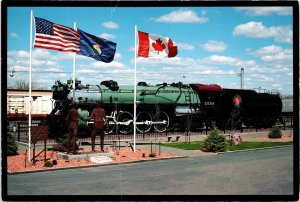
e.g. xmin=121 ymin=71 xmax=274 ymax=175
xmin=240 ymin=68 xmax=244 ymax=90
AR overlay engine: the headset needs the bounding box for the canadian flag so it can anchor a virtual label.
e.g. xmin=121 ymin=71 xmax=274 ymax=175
xmin=138 ymin=31 xmax=178 ymax=58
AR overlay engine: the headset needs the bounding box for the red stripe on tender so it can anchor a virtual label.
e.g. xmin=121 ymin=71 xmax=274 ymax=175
xmin=138 ymin=31 xmax=149 ymax=58
xmin=7 ymin=114 xmax=48 ymax=118
xmin=194 ymin=84 xmax=222 ymax=92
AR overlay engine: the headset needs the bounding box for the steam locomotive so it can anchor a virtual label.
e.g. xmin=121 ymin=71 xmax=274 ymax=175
xmin=48 ymin=80 xmax=282 ymax=137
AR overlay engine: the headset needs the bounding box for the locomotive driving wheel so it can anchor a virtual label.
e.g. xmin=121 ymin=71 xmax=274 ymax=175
xmin=153 ymin=111 xmax=169 ymax=132
xmin=136 ymin=111 xmax=152 ymax=133
xmin=117 ymin=111 xmax=133 ymax=134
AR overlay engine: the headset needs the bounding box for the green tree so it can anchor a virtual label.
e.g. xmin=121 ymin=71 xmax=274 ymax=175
xmin=268 ymin=126 xmax=282 ymax=139
xmin=226 ymin=109 xmax=243 ymax=145
xmin=7 ymin=125 xmax=18 ymax=156
xmin=8 ymin=79 xmax=47 ymax=90
xmin=202 ymin=128 xmax=229 ymax=152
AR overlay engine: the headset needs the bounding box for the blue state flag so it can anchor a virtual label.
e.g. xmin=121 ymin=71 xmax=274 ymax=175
xmin=78 ymin=29 xmax=117 ymax=63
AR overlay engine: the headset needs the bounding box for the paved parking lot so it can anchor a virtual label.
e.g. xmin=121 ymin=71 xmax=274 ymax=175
xmin=6 ymin=146 xmax=294 ymax=199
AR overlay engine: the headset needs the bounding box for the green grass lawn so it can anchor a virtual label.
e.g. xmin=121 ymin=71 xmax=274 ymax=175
xmin=161 ymin=141 xmax=293 ymax=151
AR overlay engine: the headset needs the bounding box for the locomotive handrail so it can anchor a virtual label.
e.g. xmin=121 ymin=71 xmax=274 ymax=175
xmin=136 ymin=120 xmax=167 ymax=125
xmin=88 ymin=119 xmax=167 ymax=126
xmin=155 ymin=85 xmax=166 ymax=96
xmin=174 ymin=83 xmax=182 ymax=104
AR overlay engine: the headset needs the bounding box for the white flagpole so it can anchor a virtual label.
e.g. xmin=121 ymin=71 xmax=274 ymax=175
xmin=72 ymin=22 xmax=77 ymax=100
xmin=28 ymin=10 xmax=33 ymax=161
xmin=133 ymin=25 xmax=137 ymax=153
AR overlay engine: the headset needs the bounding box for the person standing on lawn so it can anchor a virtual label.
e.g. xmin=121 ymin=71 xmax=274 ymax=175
xmin=88 ymin=101 xmax=107 ymax=152
xmin=65 ymin=100 xmax=87 ymax=154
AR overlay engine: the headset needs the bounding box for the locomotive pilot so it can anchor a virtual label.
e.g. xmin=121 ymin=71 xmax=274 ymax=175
xmin=65 ymin=100 xmax=87 ymax=154
xmin=88 ymin=101 xmax=107 ymax=152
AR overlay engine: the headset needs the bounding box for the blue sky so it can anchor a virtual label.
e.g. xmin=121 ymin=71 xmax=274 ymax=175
xmin=7 ymin=6 xmax=293 ymax=95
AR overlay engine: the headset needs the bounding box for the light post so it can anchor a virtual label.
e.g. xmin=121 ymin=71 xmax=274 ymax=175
xmin=240 ymin=68 xmax=244 ymax=90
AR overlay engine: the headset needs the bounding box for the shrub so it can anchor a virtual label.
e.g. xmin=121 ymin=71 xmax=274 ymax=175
xmin=149 ymin=153 xmax=156 ymax=158
xmin=268 ymin=126 xmax=282 ymax=139
xmin=44 ymin=161 xmax=53 ymax=167
xmin=7 ymin=126 xmax=18 ymax=156
xmin=202 ymin=128 xmax=229 ymax=152
xmin=52 ymin=160 xmax=57 ymax=165
xmin=52 ymin=135 xmax=79 ymax=152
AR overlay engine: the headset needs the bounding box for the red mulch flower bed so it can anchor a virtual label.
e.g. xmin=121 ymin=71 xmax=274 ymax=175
xmin=256 ymin=135 xmax=293 ymax=141
xmin=7 ymin=147 xmax=177 ymax=173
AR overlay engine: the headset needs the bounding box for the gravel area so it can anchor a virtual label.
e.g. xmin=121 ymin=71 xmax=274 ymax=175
xmin=7 ymin=132 xmax=293 ymax=173
xmin=255 ymin=135 xmax=293 ymax=141
xmin=7 ymin=147 xmax=178 ymax=173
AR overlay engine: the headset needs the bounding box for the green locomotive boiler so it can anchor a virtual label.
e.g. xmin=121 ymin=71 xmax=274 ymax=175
xmin=51 ymin=80 xmax=201 ymax=135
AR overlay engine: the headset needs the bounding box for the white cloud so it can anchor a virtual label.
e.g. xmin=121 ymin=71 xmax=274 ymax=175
xmin=236 ymin=7 xmax=292 ymax=16
xmin=102 ymin=21 xmax=119 ymax=29
xmin=8 ymin=50 xmax=29 ymax=58
xmin=128 ymin=47 xmax=135 ymax=52
xmin=250 ymin=45 xmax=292 ymax=63
xmin=7 ymin=49 xmax=64 ymax=73
xmin=272 ymin=83 xmax=282 ymax=89
xmin=10 ymin=32 xmax=20 ymax=39
xmin=77 ymin=69 xmax=97 ymax=74
xmin=105 ymin=69 xmax=134 ymax=74
xmin=32 ymin=49 xmax=59 ymax=61
xmin=99 ymin=33 xmax=116 ymax=39
xmin=202 ymin=40 xmax=228 ymax=52
xmin=177 ymin=43 xmax=195 ymax=50
xmin=32 ymin=59 xmax=57 ymax=67
xmin=135 ymin=56 xmax=183 ymax=67
xmin=56 ymin=52 xmax=75 ymax=60
xmin=91 ymin=61 xmax=126 ymax=69
xmin=202 ymin=55 xmax=256 ymax=68
xmin=7 ymin=48 xmax=292 ymax=94
xmin=114 ymin=53 xmax=122 ymax=60
xmin=7 ymin=49 xmax=68 ymax=78
xmin=233 ymin=21 xmax=292 ymax=44
xmin=8 ymin=49 xmax=60 ymax=61
xmin=250 ymin=74 xmax=274 ymax=82
xmin=154 ymin=9 xmax=208 ymax=23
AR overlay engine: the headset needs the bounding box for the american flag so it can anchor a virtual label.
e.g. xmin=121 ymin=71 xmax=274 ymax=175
xmin=34 ymin=17 xmax=80 ymax=52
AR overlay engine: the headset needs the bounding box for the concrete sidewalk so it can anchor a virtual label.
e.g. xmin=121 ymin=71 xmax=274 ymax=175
xmin=134 ymin=142 xmax=216 ymax=157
